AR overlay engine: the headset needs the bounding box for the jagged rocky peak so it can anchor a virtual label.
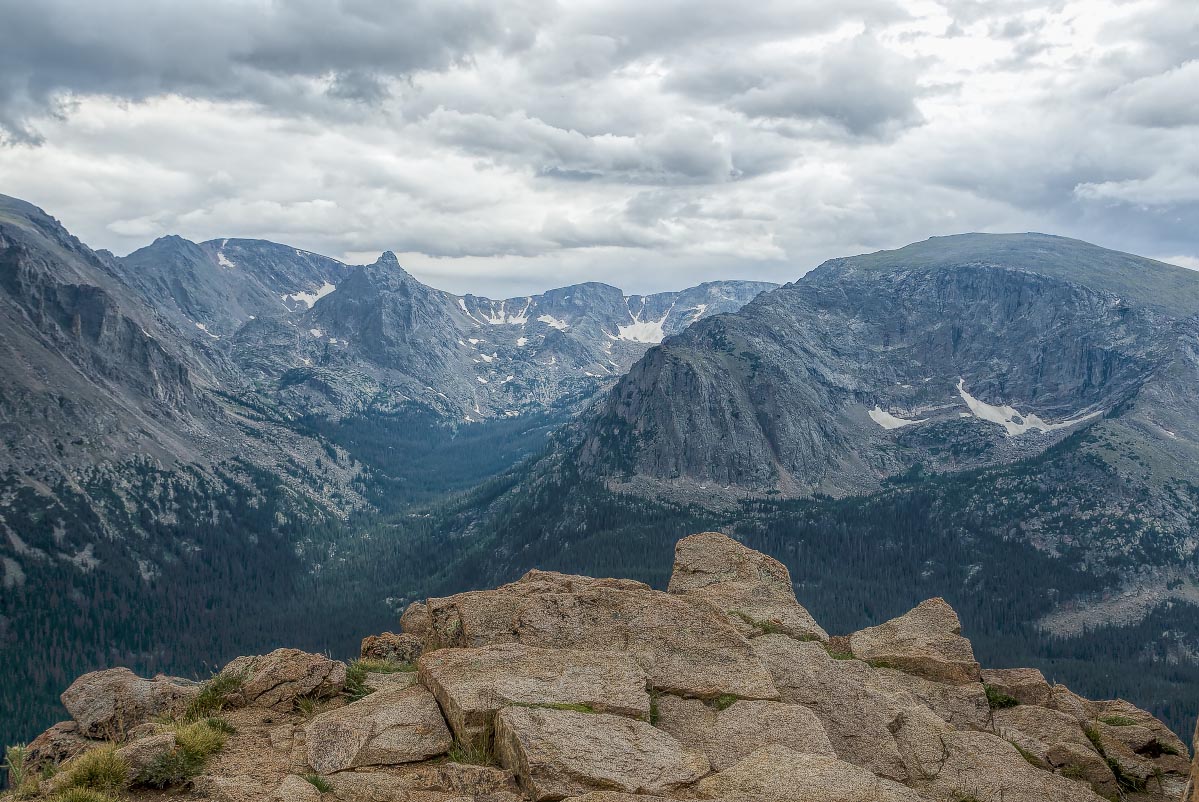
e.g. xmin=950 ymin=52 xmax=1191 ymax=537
xmin=17 ymin=532 xmax=1192 ymax=802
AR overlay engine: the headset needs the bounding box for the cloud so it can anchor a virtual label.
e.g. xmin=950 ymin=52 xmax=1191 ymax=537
xmin=667 ymin=35 xmax=923 ymax=137
xmin=0 ymin=0 xmax=1196 ymax=297
xmin=0 ymin=0 xmax=548 ymax=141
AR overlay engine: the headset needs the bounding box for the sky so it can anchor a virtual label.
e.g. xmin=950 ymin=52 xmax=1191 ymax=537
xmin=0 ymin=0 xmax=1196 ymax=296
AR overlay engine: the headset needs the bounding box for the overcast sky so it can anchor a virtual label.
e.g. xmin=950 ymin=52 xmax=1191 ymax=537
xmin=0 ymin=0 xmax=1195 ymax=296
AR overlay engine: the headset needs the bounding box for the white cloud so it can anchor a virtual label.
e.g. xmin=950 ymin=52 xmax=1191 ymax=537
xmin=0 ymin=0 xmax=1195 ymax=296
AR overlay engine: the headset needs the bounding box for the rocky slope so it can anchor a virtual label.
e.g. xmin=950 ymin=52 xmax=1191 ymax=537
xmin=0 ymin=193 xmax=771 ymax=749
xmin=7 ymin=533 xmax=1194 ymax=802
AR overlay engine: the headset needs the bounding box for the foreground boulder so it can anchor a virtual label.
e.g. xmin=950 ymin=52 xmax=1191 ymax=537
xmin=892 ymin=705 xmax=1108 ymax=802
xmin=848 ymin=597 xmax=982 ymax=685
xmin=751 ymin=634 xmax=909 ymax=780
xmin=418 ymin=571 xmax=778 ymax=701
xmin=305 ymin=685 xmax=452 ymax=773
xmin=23 ymin=531 xmax=1193 ymax=802
xmin=667 ymin=532 xmax=827 ymax=642
xmin=224 ymin=648 xmax=347 ymax=711
xmin=419 ymin=643 xmax=650 ymax=748
xmin=695 ymin=744 xmax=923 ymax=802
xmin=494 ymin=706 xmax=709 ymax=800
xmin=993 ymin=704 xmax=1116 ymax=798
xmin=61 ymin=667 xmax=199 ymax=739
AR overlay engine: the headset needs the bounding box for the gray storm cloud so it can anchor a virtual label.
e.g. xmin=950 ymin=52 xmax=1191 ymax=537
xmin=0 ymin=0 xmax=1195 ymax=295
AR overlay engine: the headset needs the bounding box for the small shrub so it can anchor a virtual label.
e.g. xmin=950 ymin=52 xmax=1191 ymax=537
xmin=711 ymin=695 xmax=738 ymax=711
xmin=649 ymin=692 xmax=661 ymax=726
xmin=4 ymin=744 xmax=29 ymax=793
xmin=138 ymin=719 xmax=228 ymax=789
xmin=62 ymin=747 xmax=129 ymax=795
xmin=984 ymin=685 xmax=1019 ymax=710
xmin=184 ymin=669 xmax=247 ymax=721
xmin=303 ymin=773 xmax=332 ymax=792
xmin=1098 ymin=715 xmax=1136 ymax=727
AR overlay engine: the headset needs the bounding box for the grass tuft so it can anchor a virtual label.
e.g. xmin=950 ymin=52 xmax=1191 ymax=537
xmin=353 ymin=658 xmax=416 ymax=674
xmin=61 ymin=747 xmax=129 ymax=795
xmin=648 ymin=691 xmax=661 ymax=726
xmin=4 ymin=744 xmax=30 ymax=794
xmin=137 ymin=719 xmax=228 ymax=789
xmin=711 ymin=694 xmax=738 ymax=711
xmin=448 ymin=737 xmax=496 ymax=767
xmin=295 ymin=696 xmax=319 ymax=719
xmin=984 ymin=685 xmax=1019 ymax=710
xmin=1010 ymin=741 xmax=1042 ymax=767
xmin=48 ymin=790 xmax=119 ymax=802
xmin=183 ymin=669 xmax=247 ymax=721
xmin=1098 ymin=715 xmax=1137 ymax=727
xmin=1084 ymin=725 xmax=1147 ymax=793
xmin=303 ymin=773 xmax=332 ymax=793
xmin=344 ymin=661 xmax=370 ymax=701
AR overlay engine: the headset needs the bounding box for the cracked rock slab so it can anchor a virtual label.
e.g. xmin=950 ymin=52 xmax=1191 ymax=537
xmin=305 ymin=685 xmax=452 ymax=774
xmin=494 ymin=706 xmax=709 ymax=801
xmin=653 ymin=695 xmax=835 ymax=770
xmin=695 ymin=744 xmax=924 ymax=802
xmin=419 ymin=642 xmax=650 ymax=748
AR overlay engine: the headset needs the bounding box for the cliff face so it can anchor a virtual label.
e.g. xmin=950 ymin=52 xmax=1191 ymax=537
xmin=578 ymin=234 xmax=1197 ymax=500
xmin=12 ymin=532 xmax=1191 ymax=802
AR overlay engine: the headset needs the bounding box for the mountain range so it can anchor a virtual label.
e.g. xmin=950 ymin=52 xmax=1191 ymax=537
xmin=2 ymin=192 xmax=1198 ymax=749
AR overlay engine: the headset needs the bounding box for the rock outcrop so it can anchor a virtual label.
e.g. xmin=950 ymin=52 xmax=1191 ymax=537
xmin=18 ymin=532 xmax=1192 ymax=802
xmin=60 ymin=668 xmax=199 ymax=739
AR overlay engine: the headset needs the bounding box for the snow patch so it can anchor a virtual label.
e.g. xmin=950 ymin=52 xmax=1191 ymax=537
xmin=538 ymin=314 xmax=569 ymax=331
xmin=284 ymin=282 xmax=336 ymax=309
xmin=477 ymin=377 xmax=489 ymax=384
xmin=481 ymin=298 xmax=532 ymax=325
xmin=194 ymin=322 xmax=219 ymax=339
xmin=618 ymin=297 xmax=671 ymax=343
xmin=957 ymin=378 xmax=1101 ymax=436
xmin=217 ymin=251 xmax=236 ymax=269
xmin=869 ymin=406 xmax=926 ymax=430
xmin=309 ymin=328 xmax=324 ymax=338
xmin=516 ymin=336 xmax=528 ymax=347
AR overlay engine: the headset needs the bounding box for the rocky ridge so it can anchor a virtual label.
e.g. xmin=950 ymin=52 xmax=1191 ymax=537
xmin=9 ymin=532 xmax=1194 ymax=802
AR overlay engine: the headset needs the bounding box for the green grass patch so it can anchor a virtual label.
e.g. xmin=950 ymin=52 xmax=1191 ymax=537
xmin=711 ymin=695 xmax=738 ymax=711
xmin=985 ymin=685 xmax=1019 ymax=710
xmin=137 ymin=719 xmax=229 ymax=789
xmin=303 ymin=773 xmax=332 ymax=792
xmin=649 ymin=691 xmax=661 ymax=726
xmin=1084 ymin=725 xmax=1147 ymax=793
xmin=183 ymin=669 xmax=247 ymax=721
xmin=1098 ymin=715 xmax=1136 ymax=727
xmin=344 ymin=661 xmax=370 ymax=700
xmin=48 ymin=790 xmax=120 ymax=802
xmin=61 ymin=747 xmax=129 ymax=795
